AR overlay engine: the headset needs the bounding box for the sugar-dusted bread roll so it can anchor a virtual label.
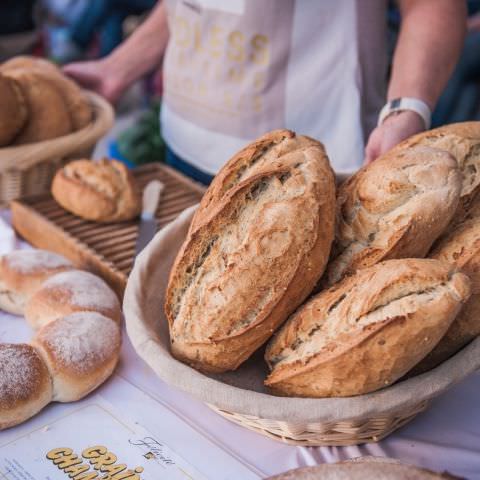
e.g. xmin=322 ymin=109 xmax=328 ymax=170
xmin=389 ymin=121 xmax=480 ymax=217
xmin=267 ymin=461 xmax=459 ymax=479
xmin=0 ymin=343 xmax=52 ymax=430
xmin=3 ymin=68 xmax=72 ymax=144
xmin=31 ymin=312 xmax=121 ymax=402
xmin=265 ymin=259 xmax=471 ymax=397
xmin=411 ymin=197 xmax=480 ymax=373
xmin=0 ymin=73 xmax=27 ymax=146
xmin=0 ymin=250 xmax=74 ymax=315
xmin=25 ymin=270 xmax=122 ymax=329
xmin=166 ymin=131 xmax=336 ymax=373
xmin=51 ymin=158 xmax=141 ymax=222
xmin=1 ymin=55 xmax=92 ymax=131
xmin=326 ymin=146 xmax=462 ymax=285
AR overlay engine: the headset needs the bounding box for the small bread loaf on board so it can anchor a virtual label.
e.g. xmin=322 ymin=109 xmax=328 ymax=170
xmin=326 ymin=146 xmax=462 ymax=285
xmin=0 ymin=250 xmax=74 ymax=315
xmin=51 ymin=158 xmax=141 ymax=222
xmin=25 ymin=270 xmax=122 ymax=329
xmin=166 ymin=131 xmax=336 ymax=372
xmin=31 ymin=312 xmax=121 ymax=402
xmin=0 ymin=343 xmax=52 ymax=430
xmin=265 ymin=259 xmax=471 ymax=398
xmin=0 ymin=73 xmax=27 ymax=146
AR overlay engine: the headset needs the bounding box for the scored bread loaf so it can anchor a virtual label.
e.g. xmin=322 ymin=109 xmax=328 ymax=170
xmin=3 ymin=68 xmax=72 ymax=144
xmin=326 ymin=146 xmax=462 ymax=285
xmin=265 ymin=259 xmax=471 ymax=397
xmin=25 ymin=270 xmax=122 ymax=329
xmin=0 ymin=250 xmax=74 ymax=315
xmin=0 ymin=343 xmax=52 ymax=430
xmin=31 ymin=312 xmax=121 ymax=402
xmin=51 ymin=158 xmax=141 ymax=222
xmin=0 ymin=73 xmax=27 ymax=146
xmin=1 ymin=55 xmax=92 ymax=131
xmin=411 ymin=196 xmax=480 ymax=374
xmin=389 ymin=121 xmax=480 ymax=217
xmin=166 ymin=132 xmax=336 ymax=372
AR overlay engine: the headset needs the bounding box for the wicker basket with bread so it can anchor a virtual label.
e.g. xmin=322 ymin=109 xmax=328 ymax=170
xmin=125 ymin=123 xmax=480 ymax=446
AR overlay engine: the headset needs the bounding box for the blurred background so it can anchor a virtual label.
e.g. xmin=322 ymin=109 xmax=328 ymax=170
xmin=2 ymin=0 xmax=480 ymax=167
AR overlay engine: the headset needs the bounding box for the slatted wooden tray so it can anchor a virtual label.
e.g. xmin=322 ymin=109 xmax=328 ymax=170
xmin=11 ymin=163 xmax=205 ymax=298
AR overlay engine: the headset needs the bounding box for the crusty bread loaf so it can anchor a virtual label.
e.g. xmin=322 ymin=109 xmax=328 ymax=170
xmin=411 ymin=197 xmax=480 ymax=373
xmin=326 ymin=146 xmax=462 ymax=285
xmin=31 ymin=312 xmax=121 ymax=402
xmin=389 ymin=121 xmax=480 ymax=218
xmin=265 ymin=259 xmax=471 ymax=397
xmin=51 ymin=158 xmax=141 ymax=222
xmin=166 ymin=133 xmax=336 ymax=372
xmin=0 ymin=343 xmax=52 ymax=430
xmin=0 ymin=73 xmax=27 ymax=146
xmin=267 ymin=461 xmax=459 ymax=480
xmin=3 ymin=68 xmax=73 ymax=144
xmin=0 ymin=250 xmax=74 ymax=315
xmin=25 ymin=270 xmax=122 ymax=329
xmin=1 ymin=55 xmax=92 ymax=131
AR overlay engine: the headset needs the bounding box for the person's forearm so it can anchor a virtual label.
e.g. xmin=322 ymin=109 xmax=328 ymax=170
xmin=106 ymin=1 xmax=169 ymax=89
xmin=388 ymin=0 xmax=466 ymax=110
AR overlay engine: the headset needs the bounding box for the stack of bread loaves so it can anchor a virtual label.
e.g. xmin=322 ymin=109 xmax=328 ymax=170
xmin=0 ymin=249 xmax=122 ymax=430
xmin=0 ymin=56 xmax=92 ymax=147
xmin=165 ymin=124 xmax=480 ymax=398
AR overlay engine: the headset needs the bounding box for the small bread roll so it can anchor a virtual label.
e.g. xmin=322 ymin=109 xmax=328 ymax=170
xmin=25 ymin=270 xmax=122 ymax=329
xmin=3 ymin=68 xmax=72 ymax=144
xmin=51 ymin=158 xmax=141 ymax=222
xmin=0 ymin=73 xmax=27 ymax=146
xmin=265 ymin=259 xmax=471 ymax=397
xmin=0 ymin=343 xmax=52 ymax=430
xmin=1 ymin=55 xmax=92 ymax=131
xmin=31 ymin=312 xmax=121 ymax=402
xmin=0 ymin=250 xmax=74 ymax=315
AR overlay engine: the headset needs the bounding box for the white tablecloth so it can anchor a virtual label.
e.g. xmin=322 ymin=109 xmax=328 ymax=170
xmin=1 ymin=211 xmax=479 ymax=479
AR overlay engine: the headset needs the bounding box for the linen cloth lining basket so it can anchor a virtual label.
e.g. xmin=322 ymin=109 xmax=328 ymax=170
xmin=124 ymin=205 xmax=480 ymax=447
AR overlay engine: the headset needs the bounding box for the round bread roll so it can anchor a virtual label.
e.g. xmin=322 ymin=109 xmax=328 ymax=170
xmin=0 ymin=343 xmax=52 ymax=430
xmin=31 ymin=312 xmax=121 ymax=402
xmin=0 ymin=250 xmax=74 ymax=315
xmin=25 ymin=270 xmax=122 ymax=329
xmin=0 ymin=73 xmax=27 ymax=146
xmin=3 ymin=68 xmax=72 ymax=144
xmin=266 ymin=461 xmax=459 ymax=479
xmin=51 ymin=158 xmax=141 ymax=222
xmin=1 ymin=55 xmax=92 ymax=131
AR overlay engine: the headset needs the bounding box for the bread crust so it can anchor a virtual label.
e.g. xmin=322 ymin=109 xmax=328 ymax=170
xmin=165 ymin=132 xmax=336 ymax=372
xmin=3 ymin=68 xmax=73 ymax=144
xmin=0 ymin=343 xmax=52 ymax=430
xmin=0 ymin=250 xmax=74 ymax=315
xmin=265 ymin=259 xmax=471 ymax=397
xmin=0 ymin=73 xmax=27 ymax=146
xmin=1 ymin=55 xmax=92 ymax=131
xmin=25 ymin=270 xmax=122 ymax=329
xmin=51 ymin=158 xmax=141 ymax=222
xmin=326 ymin=146 xmax=462 ymax=285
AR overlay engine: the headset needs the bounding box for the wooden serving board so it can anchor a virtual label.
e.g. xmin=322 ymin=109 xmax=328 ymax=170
xmin=11 ymin=163 xmax=205 ymax=298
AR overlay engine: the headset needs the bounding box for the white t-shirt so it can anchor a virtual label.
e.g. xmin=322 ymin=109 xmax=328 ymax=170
xmin=161 ymin=0 xmax=388 ymax=174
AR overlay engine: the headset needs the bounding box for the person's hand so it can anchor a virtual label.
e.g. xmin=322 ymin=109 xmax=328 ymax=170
xmin=364 ymin=110 xmax=426 ymax=164
xmin=62 ymin=58 xmax=127 ymax=104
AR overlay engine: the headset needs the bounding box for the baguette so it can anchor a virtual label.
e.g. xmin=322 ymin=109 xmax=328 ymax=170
xmin=165 ymin=135 xmax=336 ymax=372
xmin=326 ymin=146 xmax=462 ymax=285
xmin=265 ymin=259 xmax=471 ymax=397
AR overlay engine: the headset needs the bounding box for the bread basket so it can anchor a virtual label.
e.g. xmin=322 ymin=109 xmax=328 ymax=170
xmin=0 ymin=92 xmax=114 ymax=207
xmin=124 ymin=206 xmax=480 ymax=447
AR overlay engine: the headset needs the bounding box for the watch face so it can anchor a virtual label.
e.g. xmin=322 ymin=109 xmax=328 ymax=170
xmin=390 ymin=98 xmax=401 ymax=108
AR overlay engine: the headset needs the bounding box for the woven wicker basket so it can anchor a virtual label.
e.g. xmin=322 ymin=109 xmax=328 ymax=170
xmin=0 ymin=92 xmax=114 ymax=207
xmin=124 ymin=206 xmax=480 ymax=447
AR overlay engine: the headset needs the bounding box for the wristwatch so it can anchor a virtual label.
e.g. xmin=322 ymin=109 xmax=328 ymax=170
xmin=378 ymin=97 xmax=432 ymax=130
